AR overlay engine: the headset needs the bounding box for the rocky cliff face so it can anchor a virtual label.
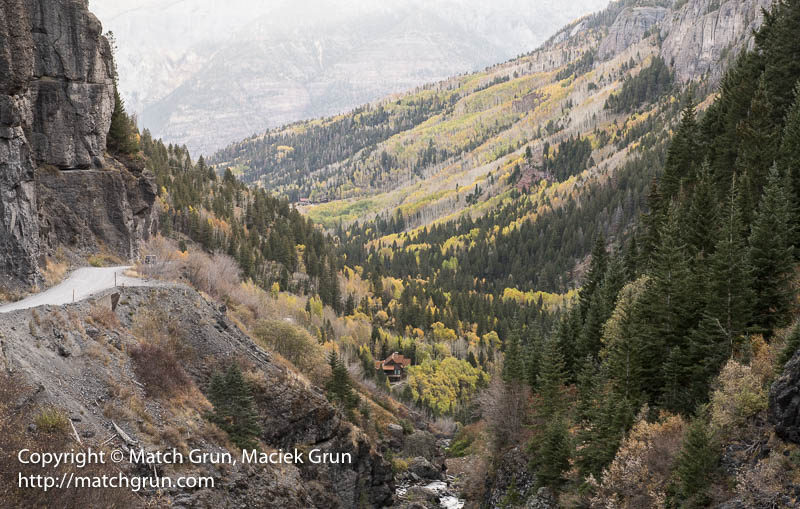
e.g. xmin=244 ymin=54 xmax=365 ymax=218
xmin=0 ymin=0 xmax=155 ymax=291
xmin=598 ymin=7 xmax=668 ymax=60
xmin=660 ymin=0 xmax=771 ymax=83
xmin=770 ymin=349 xmax=800 ymax=445
xmin=595 ymin=0 xmax=770 ymax=84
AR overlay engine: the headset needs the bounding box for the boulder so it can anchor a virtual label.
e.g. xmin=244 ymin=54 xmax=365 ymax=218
xmin=404 ymin=486 xmax=439 ymax=505
xmin=403 ymin=430 xmax=438 ymax=461
xmin=407 ymin=457 xmax=441 ymax=481
xmin=387 ymin=422 xmax=405 ymax=449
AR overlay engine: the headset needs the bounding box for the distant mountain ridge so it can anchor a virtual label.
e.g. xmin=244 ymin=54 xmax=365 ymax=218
xmin=91 ymin=0 xmax=610 ymax=155
xmin=212 ymin=0 xmax=769 ymax=217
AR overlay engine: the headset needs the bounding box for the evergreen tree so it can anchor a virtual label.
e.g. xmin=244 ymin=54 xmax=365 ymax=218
xmin=575 ymin=384 xmax=635 ymax=477
xmin=578 ymin=234 xmax=608 ymax=320
xmin=639 ymin=205 xmax=696 ymax=403
xmin=533 ymin=417 xmax=571 ymax=490
xmin=502 ymin=327 xmax=526 ymax=384
xmin=536 ymin=335 xmax=566 ymax=419
xmin=600 ymin=279 xmax=647 ymax=407
xmin=326 ymin=351 xmax=360 ymax=417
xmin=778 ymin=81 xmax=800 ymax=241
xmin=107 ymin=86 xmax=139 ymax=155
xmin=207 ymin=364 xmax=262 ymax=449
xmin=683 ymin=163 xmax=717 ymax=260
xmin=779 ymin=321 xmax=800 ymax=368
xmin=748 ymin=165 xmax=795 ymax=334
xmin=661 ymin=100 xmax=700 ymax=198
xmin=756 ymin=0 xmax=800 ymax=127
xmin=705 ymin=177 xmax=752 ymax=350
xmin=735 ymin=77 xmax=780 ymax=210
xmin=670 ymin=415 xmax=718 ymax=508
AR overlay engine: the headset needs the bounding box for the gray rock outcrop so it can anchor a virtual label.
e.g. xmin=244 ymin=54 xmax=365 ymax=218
xmin=660 ymin=0 xmax=772 ymax=83
xmin=0 ymin=0 xmax=155 ymax=291
xmin=769 ymin=348 xmax=800 ymax=444
xmin=598 ymin=7 xmax=668 ymax=60
xmin=596 ymin=0 xmax=770 ymax=86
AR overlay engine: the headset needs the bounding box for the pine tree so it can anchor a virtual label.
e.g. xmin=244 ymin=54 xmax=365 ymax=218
xmin=779 ymin=321 xmax=800 ymax=369
xmin=661 ymin=100 xmax=700 ymax=198
xmin=533 ymin=417 xmax=571 ymax=490
xmin=705 ymin=176 xmax=752 ymax=350
xmin=326 ymin=351 xmax=360 ymax=417
xmin=600 ymin=279 xmax=647 ymax=407
xmin=735 ymin=77 xmax=780 ymax=208
xmin=756 ymin=0 xmax=800 ymax=127
xmin=778 ymin=81 xmax=800 ymax=241
xmin=578 ymin=234 xmax=608 ymax=320
xmin=748 ymin=165 xmax=795 ymax=334
xmin=683 ymin=163 xmax=717 ymax=260
xmin=502 ymin=328 xmax=526 ymax=384
xmin=670 ymin=415 xmax=718 ymax=507
xmin=639 ymin=205 xmax=696 ymax=401
xmin=575 ymin=355 xmax=601 ymax=424
xmin=207 ymin=364 xmax=262 ymax=449
xmin=107 ymin=86 xmax=139 ymax=155
xmin=580 ymin=252 xmax=628 ymax=363
xmin=536 ymin=335 xmax=566 ymax=419
xmin=575 ymin=383 xmax=635 ymax=478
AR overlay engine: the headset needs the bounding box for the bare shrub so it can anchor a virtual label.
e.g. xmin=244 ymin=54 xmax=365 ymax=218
xmin=735 ymin=452 xmax=789 ymax=508
xmin=42 ymin=249 xmax=68 ymax=287
xmin=137 ymin=235 xmax=184 ymax=280
xmin=129 ymin=341 xmax=192 ymax=397
xmin=591 ymin=410 xmax=686 ymax=509
xmin=477 ymin=376 xmax=530 ymax=453
xmin=185 ymin=250 xmax=239 ymax=298
xmin=462 ymin=454 xmax=489 ymax=502
xmin=88 ymin=304 xmax=119 ymax=329
xmin=433 ymin=416 xmax=459 ymax=436
xmin=228 ymin=280 xmax=267 ymax=319
xmin=132 ymin=305 xmax=194 ymax=362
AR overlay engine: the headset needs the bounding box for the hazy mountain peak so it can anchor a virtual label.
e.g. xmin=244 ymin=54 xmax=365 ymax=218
xmin=91 ymin=0 xmax=610 ymax=155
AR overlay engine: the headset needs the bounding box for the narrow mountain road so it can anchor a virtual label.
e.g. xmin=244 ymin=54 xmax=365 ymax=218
xmin=0 ymin=266 xmax=161 ymax=313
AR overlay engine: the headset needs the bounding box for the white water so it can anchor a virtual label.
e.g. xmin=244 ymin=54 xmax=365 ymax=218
xmin=395 ymin=479 xmax=465 ymax=509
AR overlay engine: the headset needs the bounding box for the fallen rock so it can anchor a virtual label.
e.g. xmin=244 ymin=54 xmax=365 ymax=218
xmin=407 ymin=457 xmax=441 ymax=481
xmin=387 ymin=423 xmax=404 ymax=449
xmin=526 ymin=487 xmax=557 ymax=509
xmin=405 ymin=486 xmax=439 ymax=505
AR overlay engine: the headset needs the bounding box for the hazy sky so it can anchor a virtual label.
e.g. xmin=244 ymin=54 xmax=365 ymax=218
xmin=91 ymin=0 xmax=611 ymax=54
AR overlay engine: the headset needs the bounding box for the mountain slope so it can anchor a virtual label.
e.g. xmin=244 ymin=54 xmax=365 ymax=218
xmin=212 ymin=0 xmax=768 ymax=295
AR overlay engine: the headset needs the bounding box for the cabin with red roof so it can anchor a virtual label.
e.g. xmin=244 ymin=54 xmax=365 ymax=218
xmin=374 ymin=352 xmax=411 ymax=382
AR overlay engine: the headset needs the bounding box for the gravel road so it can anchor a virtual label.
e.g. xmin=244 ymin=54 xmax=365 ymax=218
xmin=0 ymin=266 xmax=159 ymax=313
